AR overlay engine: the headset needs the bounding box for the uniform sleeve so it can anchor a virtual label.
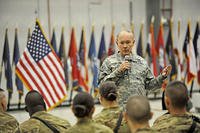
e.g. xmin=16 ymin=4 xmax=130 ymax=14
xmin=145 ymin=66 xmax=167 ymax=91
xmin=98 ymin=58 xmax=123 ymax=85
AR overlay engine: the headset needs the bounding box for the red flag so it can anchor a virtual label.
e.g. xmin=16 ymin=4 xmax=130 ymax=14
xmin=108 ymin=25 xmax=115 ymax=56
xmin=150 ymin=23 xmax=158 ymax=76
xmin=68 ymin=28 xmax=89 ymax=92
xmin=16 ymin=20 xmax=67 ymax=110
xmin=156 ymin=22 xmax=167 ymax=72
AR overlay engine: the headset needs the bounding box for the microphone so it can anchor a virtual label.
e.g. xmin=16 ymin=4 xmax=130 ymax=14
xmin=124 ymin=55 xmax=132 ymax=62
xmin=124 ymin=55 xmax=132 ymax=75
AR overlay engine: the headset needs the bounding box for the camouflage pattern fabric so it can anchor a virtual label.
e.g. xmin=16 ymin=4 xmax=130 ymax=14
xmin=18 ymin=111 xmax=71 ymax=133
xmin=153 ymin=113 xmax=200 ymax=133
xmin=66 ymin=117 xmax=113 ymax=133
xmin=135 ymin=127 xmax=158 ymax=133
xmin=0 ymin=111 xmax=20 ymax=133
xmin=99 ymin=52 xmax=165 ymax=105
xmin=94 ymin=106 xmax=130 ymax=133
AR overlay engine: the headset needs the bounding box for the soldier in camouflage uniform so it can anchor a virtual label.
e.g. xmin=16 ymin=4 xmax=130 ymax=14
xmin=18 ymin=90 xmax=71 ymax=133
xmin=124 ymin=95 xmax=158 ymax=133
xmin=0 ymin=88 xmax=20 ymax=133
xmin=66 ymin=92 xmax=113 ymax=133
xmin=98 ymin=30 xmax=172 ymax=105
xmin=94 ymin=81 xmax=130 ymax=133
xmin=153 ymin=81 xmax=200 ymax=132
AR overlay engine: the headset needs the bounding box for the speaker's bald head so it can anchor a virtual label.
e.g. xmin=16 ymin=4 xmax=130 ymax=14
xmin=126 ymin=96 xmax=151 ymax=123
xmin=116 ymin=30 xmax=135 ymax=42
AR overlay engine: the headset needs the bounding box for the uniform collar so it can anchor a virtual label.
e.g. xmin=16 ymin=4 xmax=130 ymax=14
xmin=102 ymin=106 xmax=120 ymax=111
xmin=77 ymin=117 xmax=93 ymax=124
xmin=116 ymin=52 xmax=138 ymax=62
xmin=32 ymin=111 xmax=46 ymax=117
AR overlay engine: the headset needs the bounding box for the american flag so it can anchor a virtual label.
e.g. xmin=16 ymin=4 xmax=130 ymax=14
xmin=16 ymin=20 xmax=67 ymax=110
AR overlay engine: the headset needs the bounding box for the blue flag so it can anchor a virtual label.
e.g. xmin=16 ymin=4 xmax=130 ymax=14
xmin=51 ymin=28 xmax=58 ymax=55
xmin=13 ymin=29 xmax=23 ymax=95
xmin=137 ymin=24 xmax=144 ymax=57
xmin=88 ymin=27 xmax=98 ymax=96
xmin=98 ymin=26 xmax=107 ymax=66
xmin=193 ymin=22 xmax=199 ymax=58
xmin=13 ymin=29 xmax=24 ymax=108
xmin=166 ymin=22 xmax=177 ymax=80
xmin=2 ymin=29 xmax=13 ymax=109
xmin=58 ymin=28 xmax=69 ymax=89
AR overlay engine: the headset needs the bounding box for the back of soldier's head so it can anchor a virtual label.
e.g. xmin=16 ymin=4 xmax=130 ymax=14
xmin=72 ymin=92 xmax=94 ymax=118
xmin=126 ymin=96 xmax=151 ymax=123
xmin=165 ymin=81 xmax=188 ymax=109
xmin=25 ymin=90 xmax=46 ymax=112
xmin=99 ymin=81 xmax=118 ymax=101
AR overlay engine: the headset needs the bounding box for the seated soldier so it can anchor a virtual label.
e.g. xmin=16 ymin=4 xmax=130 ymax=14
xmin=124 ymin=95 xmax=157 ymax=133
xmin=153 ymin=81 xmax=200 ymax=132
xmin=66 ymin=92 xmax=113 ymax=133
xmin=94 ymin=81 xmax=130 ymax=133
xmin=0 ymin=88 xmax=20 ymax=133
xmin=18 ymin=90 xmax=71 ymax=133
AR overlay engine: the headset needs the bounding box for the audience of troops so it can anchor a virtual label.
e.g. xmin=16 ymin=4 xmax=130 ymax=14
xmin=1 ymin=81 xmax=200 ymax=133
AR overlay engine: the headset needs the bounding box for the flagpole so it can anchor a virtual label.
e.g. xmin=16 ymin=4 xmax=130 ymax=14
xmin=110 ymin=0 xmax=113 ymax=24
xmin=68 ymin=86 xmax=73 ymax=105
xmin=68 ymin=0 xmax=71 ymax=28
xmin=36 ymin=0 xmax=40 ymax=19
xmin=47 ymin=0 xmax=51 ymax=39
xmin=189 ymin=80 xmax=194 ymax=97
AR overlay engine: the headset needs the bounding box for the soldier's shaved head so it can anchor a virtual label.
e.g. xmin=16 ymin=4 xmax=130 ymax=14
xmin=125 ymin=96 xmax=151 ymax=123
xmin=25 ymin=90 xmax=46 ymax=116
xmin=0 ymin=88 xmax=5 ymax=99
xmin=165 ymin=81 xmax=188 ymax=109
xmin=0 ymin=88 xmax=7 ymax=111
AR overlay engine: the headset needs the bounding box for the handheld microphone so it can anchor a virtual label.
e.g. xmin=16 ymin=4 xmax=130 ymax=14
xmin=124 ymin=55 xmax=131 ymax=75
xmin=124 ymin=55 xmax=132 ymax=62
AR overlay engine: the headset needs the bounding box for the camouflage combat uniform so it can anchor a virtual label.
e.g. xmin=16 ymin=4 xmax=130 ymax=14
xmin=99 ymin=52 xmax=166 ymax=105
xmin=152 ymin=113 xmax=200 ymax=132
xmin=135 ymin=127 xmax=158 ymax=133
xmin=0 ymin=108 xmax=20 ymax=133
xmin=94 ymin=106 xmax=130 ymax=133
xmin=66 ymin=117 xmax=113 ymax=133
xmin=19 ymin=111 xmax=71 ymax=133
